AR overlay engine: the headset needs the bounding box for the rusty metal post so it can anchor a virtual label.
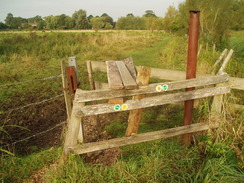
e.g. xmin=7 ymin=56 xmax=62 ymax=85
xmin=66 ymin=66 xmax=78 ymax=99
xmin=183 ymin=11 xmax=200 ymax=146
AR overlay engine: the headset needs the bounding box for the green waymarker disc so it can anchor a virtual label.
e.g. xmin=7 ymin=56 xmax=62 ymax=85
xmin=114 ymin=104 xmax=121 ymax=111
xmin=162 ymin=84 xmax=168 ymax=91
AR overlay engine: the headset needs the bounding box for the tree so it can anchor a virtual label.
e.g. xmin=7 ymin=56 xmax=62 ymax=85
xmin=143 ymin=10 xmax=157 ymax=17
xmin=0 ymin=22 xmax=7 ymax=29
xmin=116 ymin=16 xmax=146 ymax=30
xmin=163 ymin=6 xmax=182 ymax=32
xmin=127 ymin=13 xmax=134 ymax=17
xmin=5 ymin=13 xmax=14 ymax=27
xmin=90 ymin=17 xmax=105 ymax=31
xmin=101 ymin=13 xmax=114 ymax=27
xmin=178 ymin=0 xmax=237 ymax=46
xmin=72 ymin=9 xmax=89 ymax=29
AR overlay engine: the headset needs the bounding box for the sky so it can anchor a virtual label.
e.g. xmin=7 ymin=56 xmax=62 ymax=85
xmin=0 ymin=0 xmax=184 ymax=23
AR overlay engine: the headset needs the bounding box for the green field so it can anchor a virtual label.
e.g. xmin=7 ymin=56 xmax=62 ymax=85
xmin=0 ymin=31 xmax=243 ymax=182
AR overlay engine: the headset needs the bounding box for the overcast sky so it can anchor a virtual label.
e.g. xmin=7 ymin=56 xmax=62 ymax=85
xmin=0 ymin=0 xmax=184 ymax=22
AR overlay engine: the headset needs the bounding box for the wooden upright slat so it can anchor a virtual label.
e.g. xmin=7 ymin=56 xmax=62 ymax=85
xmin=126 ymin=66 xmax=151 ymax=136
xmin=75 ymin=86 xmax=230 ymax=117
xmin=106 ymin=61 xmax=124 ymax=89
xmin=116 ymin=61 xmax=137 ymax=89
xmin=75 ymin=74 xmax=229 ymax=103
xmin=68 ymin=123 xmax=210 ymax=155
xmin=123 ymin=57 xmax=137 ymax=80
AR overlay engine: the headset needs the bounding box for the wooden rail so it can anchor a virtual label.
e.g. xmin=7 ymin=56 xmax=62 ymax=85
xmin=67 ymin=123 xmax=209 ymax=154
xmin=89 ymin=61 xmax=244 ymax=91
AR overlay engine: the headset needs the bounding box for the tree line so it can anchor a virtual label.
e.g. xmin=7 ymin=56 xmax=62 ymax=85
xmin=0 ymin=0 xmax=243 ymax=47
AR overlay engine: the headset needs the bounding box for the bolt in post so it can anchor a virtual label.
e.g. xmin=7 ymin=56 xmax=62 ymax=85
xmin=183 ymin=11 xmax=200 ymax=146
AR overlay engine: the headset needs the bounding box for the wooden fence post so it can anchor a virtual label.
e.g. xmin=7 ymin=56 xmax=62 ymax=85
xmin=125 ymin=66 xmax=151 ymax=136
xmin=63 ymin=100 xmax=84 ymax=155
xmin=61 ymin=60 xmax=72 ymax=121
xmin=211 ymin=49 xmax=233 ymax=113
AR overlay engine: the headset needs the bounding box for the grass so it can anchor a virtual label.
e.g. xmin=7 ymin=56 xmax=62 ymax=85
xmin=0 ymin=30 xmax=243 ymax=182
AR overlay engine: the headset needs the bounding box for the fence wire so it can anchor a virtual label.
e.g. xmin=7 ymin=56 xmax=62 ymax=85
xmin=0 ymin=74 xmax=62 ymax=88
xmin=1 ymin=94 xmax=64 ymax=115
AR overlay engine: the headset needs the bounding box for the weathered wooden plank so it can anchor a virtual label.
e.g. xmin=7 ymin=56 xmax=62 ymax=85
xmin=75 ymin=74 xmax=229 ymax=103
xmin=106 ymin=61 xmax=124 ymax=89
xmin=61 ymin=60 xmax=72 ymax=121
xmin=68 ymin=123 xmax=209 ymax=154
xmin=126 ymin=66 xmax=151 ymax=136
xmin=123 ymin=57 xmax=137 ymax=80
xmin=89 ymin=61 xmax=241 ymax=90
xmin=116 ymin=61 xmax=137 ymax=89
xmin=217 ymin=49 xmax=234 ymax=75
xmin=230 ymin=77 xmax=244 ymax=90
xmin=212 ymin=49 xmax=228 ymax=70
xmin=75 ymin=86 xmax=230 ymax=116
xmin=94 ymin=81 xmax=109 ymax=90
xmin=90 ymin=61 xmax=107 ymax=72
xmin=64 ymin=101 xmax=85 ymax=155
xmin=86 ymin=61 xmax=95 ymax=90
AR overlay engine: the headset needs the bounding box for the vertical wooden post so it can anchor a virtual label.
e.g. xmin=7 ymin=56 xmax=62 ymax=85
xmin=61 ymin=60 xmax=72 ymax=121
xmin=183 ymin=11 xmax=200 ymax=146
xmin=125 ymin=66 xmax=151 ymax=136
xmin=86 ymin=61 xmax=95 ymax=90
xmin=63 ymin=100 xmax=84 ymax=154
xmin=85 ymin=60 xmax=100 ymax=141
xmin=211 ymin=49 xmax=233 ymax=113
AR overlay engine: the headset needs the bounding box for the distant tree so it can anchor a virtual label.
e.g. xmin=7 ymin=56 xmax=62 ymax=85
xmin=90 ymin=17 xmax=105 ymax=31
xmin=144 ymin=17 xmax=164 ymax=31
xmin=163 ymin=6 xmax=182 ymax=32
xmin=143 ymin=10 xmax=157 ymax=18
xmin=72 ymin=9 xmax=89 ymax=29
xmin=101 ymin=13 xmax=114 ymax=27
xmin=127 ymin=13 xmax=134 ymax=17
xmin=5 ymin=13 xmax=14 ymax=27
xmin=0 ymin=22 xmax=7 ymax=29
xmin=87 ymin=15 xmax=94 ymax=21
xmin=116 ymin=16 xmax=146 ymax=30
xmin=179 ymin=0 xmax=237 ymax=46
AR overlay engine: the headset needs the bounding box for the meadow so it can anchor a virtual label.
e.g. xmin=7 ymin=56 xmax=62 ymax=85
xmin=0 ymin=30 xmax=243 ymax=182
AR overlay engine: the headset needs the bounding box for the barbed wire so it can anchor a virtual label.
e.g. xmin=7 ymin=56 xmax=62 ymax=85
xmin=0 ymin=74 xmax=62 ymax=88
xmin=1 ymin=94 xmax=64 ymax=115
xmin=2 ymin=121 xmax=66 ymax=147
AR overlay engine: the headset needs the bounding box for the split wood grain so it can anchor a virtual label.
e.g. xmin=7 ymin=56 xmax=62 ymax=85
xmin=116 ymin=61 xmax=137 ymax=89
xmin=106 ymin=61 xmax=124 ymax=89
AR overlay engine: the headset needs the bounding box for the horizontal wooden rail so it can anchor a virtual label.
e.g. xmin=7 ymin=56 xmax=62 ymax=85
xmin=75 ymin=86 xmax=230 ymax=117
xmin=67 ymin=123 xmax=209 ymax=154
xmin=89 ymin=61 xmax=243 ymax=91
xmin=75 ymin=74 xmax=229 ymax=103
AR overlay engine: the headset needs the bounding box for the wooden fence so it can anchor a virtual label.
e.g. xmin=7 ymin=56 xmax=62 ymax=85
xmin=62 ymin=60 xmax=234 ymax=156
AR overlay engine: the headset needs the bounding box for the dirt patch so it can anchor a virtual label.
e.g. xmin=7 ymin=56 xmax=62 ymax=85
xmin=2 ymin=99 xmax=66 ymax=155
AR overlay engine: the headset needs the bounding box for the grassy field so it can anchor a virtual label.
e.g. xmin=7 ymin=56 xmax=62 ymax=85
xmin=0 ymin=30 xmax=243 ymax=182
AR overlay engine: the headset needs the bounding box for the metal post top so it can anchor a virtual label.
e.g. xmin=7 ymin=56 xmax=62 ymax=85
xmin=68 ymin=57 xmax=77 ymax=61
xmin=189 ymin=10 xmax=200 ymax=13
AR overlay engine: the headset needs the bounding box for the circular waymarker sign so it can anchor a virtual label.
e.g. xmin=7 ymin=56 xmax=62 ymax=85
xmin=156 ymin=85 xmax=162 ymax=92
xmin=162 ymin=84 xmax=169 ymax=91
xmin=121 ymin=104 xmax=128 ymax=110
xmin=114 ymin=104 xmax=121 ymax=111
